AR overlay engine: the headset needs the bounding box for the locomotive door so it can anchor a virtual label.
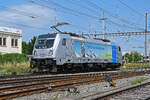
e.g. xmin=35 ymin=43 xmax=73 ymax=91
xmin=61 ymin=38 xmax=72 ymax=63
xmin=65 ymin=39 xmax=73 ymax=62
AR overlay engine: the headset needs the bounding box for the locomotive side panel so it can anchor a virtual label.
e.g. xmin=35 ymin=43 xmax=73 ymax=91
xmin=112 ymin=45 xmax=117 ymax=63
xmin=84 ymin=42 xmax=112 ymax=60
xmin=73 ymin=40 xmax=113 ymax=64
xmin=74 ymin=41 xmax=82 ymax=57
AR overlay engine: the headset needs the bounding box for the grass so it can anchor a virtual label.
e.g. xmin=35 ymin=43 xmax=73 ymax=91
xmin=131 ymin=77 xmax=149 ymax=85
xmin=0 ymin=53 xmax=28 ymax=65
xmin=0 ymin=62 xmax=31 ymax=76
xmin=0 ymin=53 xmax=31 ymax=76
xmin=119 ymin=62 xmax=150 ymax=72
xmin=124 ymin=63 xmax=150 ymax=68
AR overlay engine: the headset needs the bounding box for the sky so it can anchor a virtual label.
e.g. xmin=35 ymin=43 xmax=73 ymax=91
xmin=0 ymin=0 xmax=150 ymax=55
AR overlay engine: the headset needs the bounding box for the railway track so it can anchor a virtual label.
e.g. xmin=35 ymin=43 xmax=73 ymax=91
xmin=110 ymin=82 xmax=150 ymax=100
xmin=92 ymin=80 xmax=150 ymax=100
xmin=0 ymin=70 xmax=149 ymax=100
xmin=0 ymin=71 xmax=117 ymax=86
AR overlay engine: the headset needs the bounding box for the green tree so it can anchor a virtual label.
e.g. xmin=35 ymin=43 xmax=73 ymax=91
xmin=28 ymin=36 xmax=37 ymax=55
xmin=133 ymin=51 xmax=143 ymax=62
xmin=22 ymin=41 xmax=28 ymax=54
xmin=124 ymin=51 xmax=143 ymax=63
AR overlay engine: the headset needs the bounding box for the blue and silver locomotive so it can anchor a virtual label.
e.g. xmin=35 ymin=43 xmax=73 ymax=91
xmin=30 ymin=32 xmax=122 ymax=72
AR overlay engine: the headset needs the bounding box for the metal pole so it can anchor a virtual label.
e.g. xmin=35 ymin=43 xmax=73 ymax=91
xmin=102 ymin=11 xmax=105 ymax=39
xmin=145 ymin=12 xmax=148 ymax=58
xmin=149 ymin=40 xmax=150 ymax=64
xmin=94 ymin=31 xmax=96 ymax=38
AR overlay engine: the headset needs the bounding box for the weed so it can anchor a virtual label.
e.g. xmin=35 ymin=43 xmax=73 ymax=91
xmin=131 ymin=77 xmax=149 ymax=85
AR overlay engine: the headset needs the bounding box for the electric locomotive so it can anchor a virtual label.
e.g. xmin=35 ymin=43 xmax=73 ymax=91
xmin=30 ymin=32 xmax=122 ymax=72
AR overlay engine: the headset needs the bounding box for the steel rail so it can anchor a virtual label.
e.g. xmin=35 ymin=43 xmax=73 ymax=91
xmin=92 ymin=80 xmax=150 ymax=100
xmin=0 ymin=75 xmax=125 ymax=100
xmin=0 ymin=75 xmax=104 ymax=92
xmin=0 ymin=70 xmax=149 ymax=99
xmin=0 ymin=71 xmax=119 ymax=86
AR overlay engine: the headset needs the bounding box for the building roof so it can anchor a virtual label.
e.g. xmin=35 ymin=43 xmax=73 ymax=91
xmin=0 ymin=27 xmax=22 ymax=37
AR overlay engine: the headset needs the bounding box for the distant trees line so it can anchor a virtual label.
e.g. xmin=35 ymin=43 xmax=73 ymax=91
xmin=22 ymin=36 xmax=36 ymax=55
xmin=123 ymin=51 xmax=143 ymax=63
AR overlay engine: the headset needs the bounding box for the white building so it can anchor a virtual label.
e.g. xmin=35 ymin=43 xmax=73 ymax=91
xmin=0 ymin=27 xmax=22 ymax=54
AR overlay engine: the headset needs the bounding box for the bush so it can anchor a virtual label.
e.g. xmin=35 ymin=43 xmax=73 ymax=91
xmin=0 ymin=53 xmax=28 ymax=65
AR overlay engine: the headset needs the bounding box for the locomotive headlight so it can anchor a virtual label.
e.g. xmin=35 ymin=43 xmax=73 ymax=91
xmin=49 ymin=50 xmax=53 ymax=56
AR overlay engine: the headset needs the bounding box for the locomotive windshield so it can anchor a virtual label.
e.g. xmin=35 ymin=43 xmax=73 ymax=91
xmin=35 ymin=38 xmax=54 ymax=49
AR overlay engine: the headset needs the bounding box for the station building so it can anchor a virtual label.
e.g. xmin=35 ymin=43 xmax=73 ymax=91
xmin=0 ymin=27 xmax=22 ymax=54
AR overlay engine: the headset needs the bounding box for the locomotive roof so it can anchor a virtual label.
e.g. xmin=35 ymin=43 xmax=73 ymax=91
xmin=38 ymin=33 xmax=117 ymax=46
xmin=38 ymin=33 xmax=57 ymax=38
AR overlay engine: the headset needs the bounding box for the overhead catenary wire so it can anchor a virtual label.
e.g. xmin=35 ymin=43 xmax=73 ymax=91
xmin=61 ymin=0 xmax=144 ymax=31
xmin=0 ymin=4 xmax=58 ymax=22
xmin=106 ymin=19 xmax=143 ymax=31
xmin=0 ymin=19 xmax=50 ymax=30
xmin=25 ymin=0 xmax=97 ymax=32
xmin=40 ymin=0 xmax=99 ymax=19
xmin=39 ymin=0 xmax=144 ymax=31
xmin=0 ymin=5 xmax=38 ymax=18
xmin=117 ymin=0 xmax=143 ymax=16
xmin=62 ymin=0 xmax=132 ymax=32
xmin=79 ymin=0 xmax=144 ymax=30
xmin=65 ymin=0 xmax=99 ymax=15
xmin=26 ymin=0 xmax=144 ymax=32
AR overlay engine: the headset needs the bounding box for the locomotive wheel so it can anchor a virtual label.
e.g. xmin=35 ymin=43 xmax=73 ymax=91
xmin=30 ymin=63 xmax=35 ymax=68
xmin=51 ymin=66 xmax=57 ymax=72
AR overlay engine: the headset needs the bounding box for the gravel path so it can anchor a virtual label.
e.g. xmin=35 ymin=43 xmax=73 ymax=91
xmin=12 ymin=74 xmax=150 ymax=100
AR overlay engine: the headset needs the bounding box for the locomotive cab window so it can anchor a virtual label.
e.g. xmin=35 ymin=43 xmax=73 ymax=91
xmin=35 ymin=38 xmax=54 ymax=49
xmin=62 ymin=38 xmax=66 ymax=46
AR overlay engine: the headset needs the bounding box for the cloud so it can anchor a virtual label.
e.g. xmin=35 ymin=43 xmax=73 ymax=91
xmin=0 ymin=4 xmax=57 ymax=29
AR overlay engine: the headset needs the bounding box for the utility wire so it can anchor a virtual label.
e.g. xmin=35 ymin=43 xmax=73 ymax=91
xmin=63 ymin=0 xmax=131 ymax=32
xmin=64 ymin=0 xmax=143 ymax=31
xmin=26 ymin=0 xmax=97 ymax=31
xmin=41 ymin=0 xmax=99 ymax=19
xmin=0 ymin=4 xmax=57 ymax=22
xmin=42 ymin=0 xmax=144 ymax=30
xmin=27 ymin=0 xmax=144 ymax=31
xmin=65 ymin=0 xmax=144 ymax=31
xmin=117 ymin=0 xmax=143 ymax=16
xmin=80 ymin=0 xmax=144 ymax=30
xmin=0 ymin=5 xmax=38 ymax=18
xmin=66 ymin=0 xmax=99 ymax=15
xmin=0 ymin=19 xmax=50 ymax=30
xmin=26 ymin=0 xmax=81 ymax=17
xmin=106 ymin=19 xmax=143 ymax=31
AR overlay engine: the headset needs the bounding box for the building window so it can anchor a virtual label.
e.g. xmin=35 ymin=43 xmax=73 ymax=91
xmin=0 ymin=37 xmax=2 ymax=46
xmin=3 ymin=38 xmax=6 ymax=46
xmin=11 ymin=39 xmax=14 ymax=47
xmin=15 ymin=39 xmax=18 ymax=47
